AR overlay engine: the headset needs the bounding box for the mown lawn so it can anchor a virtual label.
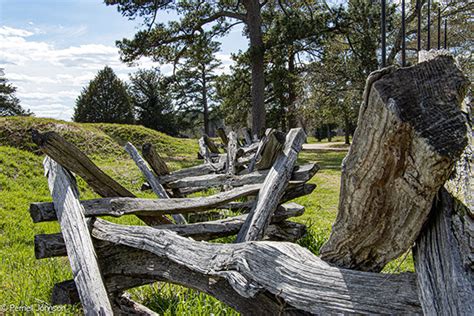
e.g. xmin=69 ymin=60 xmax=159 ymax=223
xmin=0 ymin=118 xmax=413 ymax=315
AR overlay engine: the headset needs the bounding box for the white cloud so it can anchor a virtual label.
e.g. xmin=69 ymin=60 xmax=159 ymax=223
xmin=0 ymin=25 xmax=235 ymax=120
xmin=0 ymin=26 xmax=34 ymax=37
xmin=0 ymin=25 xmax=163 ymax=120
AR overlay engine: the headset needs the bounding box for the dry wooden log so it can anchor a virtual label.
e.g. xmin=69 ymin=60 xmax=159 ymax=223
xmin=221 ymin=183 xmax=317 ymax=212
xmin=157 ymin=162 xmax=225 ymax=184
xmin=320 ymin=56 xmax=470 ymax=272
xmin=248 ymin=129 xmax=286 ymax=172
xmin=112 ymin=293 xmax=158 ymax=316
xmin=236 ymin=128 xmax=306 ymax=242
xmin=84 ymin=218 xmax=423 ymax=315
xmin=31 ymin=130 xmax=170 ymax=226
xmin=240 ymin=127 xmax=253 ymax=146
xmin=240 ymin=142 xmax=259 ymax=156
xmin=166 ymin=163 xmax=318 ymax=190
xmin=198 ymin=137 xmax=211 ymax=162
xmin=141 ymin=143 xmax=170 ymax=176
xmin=226 ymin=131 xmax=238 ymax=176
xmin=248 ymin=128 xmax=271 ymax=172
xmin=413 ymin=68 xmax=473 ymax=315
xmin=125 ymin=142 xmax=186 ymax=224
xmin=30 ymin=184 xmax=262 ymax=222
xmin=31 ymin=129 xmax=133 ymax=198
xmin=203 ymin=134 xmax=220 ymax=154
xmin=216 ymin=127 xmax=228 ymax=146
xmin=34 ymin=203 xmax=305 ymax=259
xmin=43 ymin=157 xmax=113 ymax=314
xmin=413 ymin=188 xmax=474 ymax=315
xmin=263 ymin=221 xmax=307 ymax=242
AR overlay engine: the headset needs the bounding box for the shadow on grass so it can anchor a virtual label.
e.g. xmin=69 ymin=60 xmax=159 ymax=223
xmin=298 ymin=150 xmax=347 ymax=171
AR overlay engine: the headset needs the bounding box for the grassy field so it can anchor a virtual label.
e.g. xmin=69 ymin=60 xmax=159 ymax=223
xmin=0 ymin=117 xmax=412 ymax=315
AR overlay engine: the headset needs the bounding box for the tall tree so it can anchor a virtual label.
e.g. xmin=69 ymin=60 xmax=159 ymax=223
xmin=172 ymin=35 xmax=221 ymax=136
xmin=73 ymin=66 xmax=134 ymax=124
xmin=129 ymin=69 xmax=176 ymax=135
xmin=105 ymin=0 xmax=339 ymax=137
xmin=0 ymin=69 xmax=31 ymax=117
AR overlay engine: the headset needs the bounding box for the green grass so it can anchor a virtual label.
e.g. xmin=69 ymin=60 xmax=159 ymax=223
xmin=306 ymin=135 xmax=351 ymax=144
xmin=0 ymin=117 xmax=413 ymax=314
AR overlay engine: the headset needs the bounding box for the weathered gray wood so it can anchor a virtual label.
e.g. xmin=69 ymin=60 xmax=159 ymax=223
xmin=248 ymin=129 xmax=285 ymax=172
xmin=87 ymin=218 xmax=422 ymax=315
xmin=113 ymin=293 xmax=158 ymax=316
xmin=226 ymin=131 xmax=238 ymax=176
xmin=198 ymin=137 xmax=211 ymax=163
xmin=125 ymin=142 xmax=186 ymax=224
xmin=216 ymin=127 xmax=228 ymax=146
xmin=34 ymin=203 xmax=305 ymax=259
xmin=320 ymin=56 xmax=470 ymax=272
xmin=248 ymin=128 xmax=271 ymax=172
xmin=166 ymin=163 xmax=318 ymax=191
xmin=240 ymin=127 xmax=252 ymax=146
xmin=412 ymin=66 xmax=473 ymax=315
xmin=158 ymin=162 xmax=225 ymax=184
xmin=31 ymin=129 xmax=133 ymax=198
xmin=203 ymin=134 xmax=220 ymax=154
xmin=43 ymin=157 xmax=113 ymax=314
xmin=30 ymin=184 xmax=262 ymax=222
xmin=256 ymin=130 xmax=285 ymax=170
xmin=31 ymin=130 xmax=169 ymax=226
xmin=263 ymin=221 xmax=307 ymax=242
xmin=413 ymin=188 xmax=474 ymax=315
xmin=236 ymin=128 xmax=307 ymax=242
xmin=141 ymin=143 xmax=169 ymax=176
xmin=125 ymin=142 xmax=169 ymax=198
xmin=221 ymin=183 xmax=317 ymax=212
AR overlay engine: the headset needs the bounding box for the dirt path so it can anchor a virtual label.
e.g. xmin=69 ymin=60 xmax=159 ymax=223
xmin=302 ymin=142 xmax=350 ymax=152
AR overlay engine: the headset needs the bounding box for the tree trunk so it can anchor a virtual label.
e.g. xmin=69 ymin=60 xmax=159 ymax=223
xmin=344 ymin=116 xmax=351 ymax=145
xmin=202 ymin=67 xmax=209 ymax=136
xmin=243 ymin=0 xmax=266 ymax=138
xmin=287 ymin=49 xmax=298 ymax=129
xmin=320 ymin=56 xmax=470 ymax=272
xmin=326 ymin=124 xmax=332 ymax=142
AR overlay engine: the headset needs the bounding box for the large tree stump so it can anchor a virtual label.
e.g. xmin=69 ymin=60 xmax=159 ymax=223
xmin=413 ymin=50 xmax=473 ymax=314
xmin=320 ymin=55 xmax=470 ymax=272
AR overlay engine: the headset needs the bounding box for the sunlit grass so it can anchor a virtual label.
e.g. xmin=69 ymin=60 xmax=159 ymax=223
xmin=0 ymin=118 xmax=414 ymax=314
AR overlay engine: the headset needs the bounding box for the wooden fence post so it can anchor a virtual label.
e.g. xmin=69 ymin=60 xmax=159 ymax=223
xmin=44 ymin=157 xmax=113 ymax=315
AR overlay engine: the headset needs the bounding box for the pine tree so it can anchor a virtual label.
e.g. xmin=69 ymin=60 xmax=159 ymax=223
xmin=129 ymin=69 xmax=176 ymax=135
xmin=73 ymin=66 xmax=134 ymax=124
xmin=0 ymin=69 xmax=31 ymax=117
xmin=172 ymin=35 xmax=221 ymax=136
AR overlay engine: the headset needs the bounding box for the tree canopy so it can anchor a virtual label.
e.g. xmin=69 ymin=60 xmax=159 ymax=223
xmin=129 ymin=68 xmax=176 ymax=135
xmin=0 ymin=70 xmax=31 ymax=117
xmin=73 ymin=66 xmax=134 ymax=124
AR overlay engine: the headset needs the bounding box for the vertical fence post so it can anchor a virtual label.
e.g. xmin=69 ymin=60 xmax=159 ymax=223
xmin=427 ymin=0 xmax=431 ymax=50
xmin=401 ymin=0 xmax=406 ymax=66
xmin=381 ymin=0 xmax=386 ymax=67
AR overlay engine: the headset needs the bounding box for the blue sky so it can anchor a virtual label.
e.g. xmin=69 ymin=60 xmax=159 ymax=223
xmin=0 ymin=0 xmax=246 ymax=120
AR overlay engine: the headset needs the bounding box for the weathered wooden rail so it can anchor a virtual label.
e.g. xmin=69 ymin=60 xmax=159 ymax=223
xmin=28 ymin=52 xmax=472 ymax=315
